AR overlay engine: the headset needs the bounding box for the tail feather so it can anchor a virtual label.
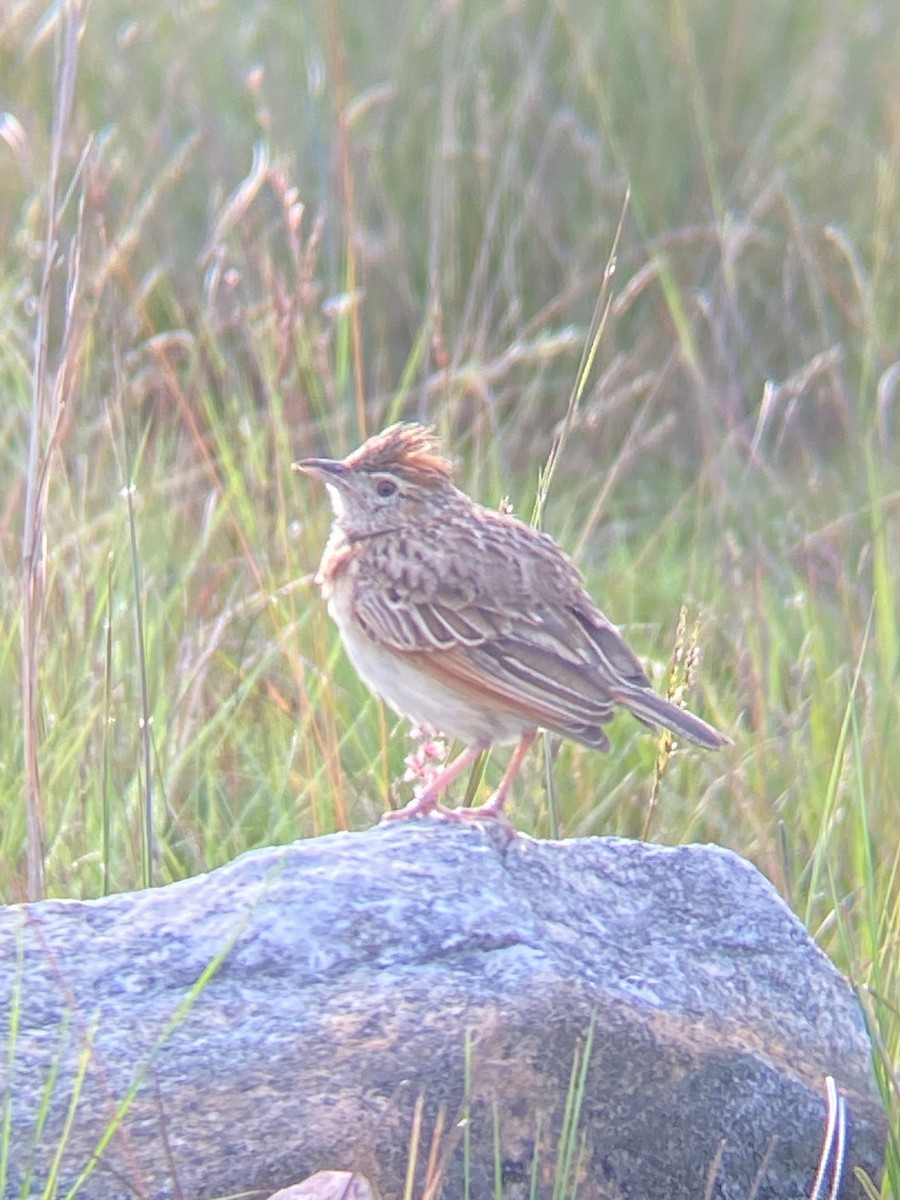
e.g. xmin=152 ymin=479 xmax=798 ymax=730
xmin=610 ymin=685 xmax=731 ymax=750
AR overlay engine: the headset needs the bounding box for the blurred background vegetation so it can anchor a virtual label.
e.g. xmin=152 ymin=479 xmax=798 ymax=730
xmin=0 ymin=0 xmax=897 ymax=1180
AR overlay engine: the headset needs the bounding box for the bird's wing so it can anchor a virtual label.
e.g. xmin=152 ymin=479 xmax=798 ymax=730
xmin=351 ymin=516 xmax=655 ymax=745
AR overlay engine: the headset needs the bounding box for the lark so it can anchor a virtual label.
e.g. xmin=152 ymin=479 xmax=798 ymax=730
xmin=296 ymin=423 xmax=730 ymax=821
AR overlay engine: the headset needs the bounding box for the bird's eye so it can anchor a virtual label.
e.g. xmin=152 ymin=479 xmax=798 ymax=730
xmin=375 ymin=478 xmax=398 ymax=499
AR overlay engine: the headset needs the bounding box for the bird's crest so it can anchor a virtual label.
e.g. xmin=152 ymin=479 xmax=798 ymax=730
xmin=346 ymin=423 xmax=453 ymax=485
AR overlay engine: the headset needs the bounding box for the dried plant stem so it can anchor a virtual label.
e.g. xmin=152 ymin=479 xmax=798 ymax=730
xmin=533 ymin=187 xmax=631 ymax=530
xmin=20 ymin=0 xmax=86 ymax=900
xmin=642 ymin=605 xmax=702 ymax=842
xmin=327 ymin=0 xmax=367 ymax=443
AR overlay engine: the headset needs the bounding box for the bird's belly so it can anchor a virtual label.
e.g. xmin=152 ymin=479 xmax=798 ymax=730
xmin=330 ymin=597 xmax=526 ymax=746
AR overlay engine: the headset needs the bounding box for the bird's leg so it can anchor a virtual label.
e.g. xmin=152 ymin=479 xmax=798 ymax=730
xmin=448 ymin=730 xmax=537 ymax=821
xmin=381 ymin=742 xmax=488 ymax=821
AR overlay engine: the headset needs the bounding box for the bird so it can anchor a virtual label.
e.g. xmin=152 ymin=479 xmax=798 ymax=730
xmin=295 ymin=422 xmax=730 ymax=821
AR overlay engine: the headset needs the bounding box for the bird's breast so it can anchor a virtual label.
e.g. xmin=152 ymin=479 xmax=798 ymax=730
xmin=315 ymin=531 xmax=357 ymax=598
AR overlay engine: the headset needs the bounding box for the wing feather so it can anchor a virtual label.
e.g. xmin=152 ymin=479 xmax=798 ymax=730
xmin=401 ymin=641 xmax=613 ymax=750
xmin=346 ymin=510 xmax=717 ymax=749
xmin=353 ymin=577 xmax=626 ymax=745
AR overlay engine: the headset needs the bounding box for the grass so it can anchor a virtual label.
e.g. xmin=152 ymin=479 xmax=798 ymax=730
xmin=0 ymin=0 xmax=897 ymax=1193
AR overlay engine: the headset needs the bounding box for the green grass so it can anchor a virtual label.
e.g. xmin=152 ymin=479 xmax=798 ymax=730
xmin=0 ymin=0 xmax=897 ymax=1192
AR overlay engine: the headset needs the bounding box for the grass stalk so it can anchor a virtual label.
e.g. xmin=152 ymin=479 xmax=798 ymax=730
xmin=20 ymin=0 xmax=87 ymax=901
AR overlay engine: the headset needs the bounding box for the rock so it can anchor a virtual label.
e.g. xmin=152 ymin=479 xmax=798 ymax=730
xmin=266 ymin=1170 xmax=376 ymax=1199
xmin=0 ymin=824 xmax=886 ymax=1199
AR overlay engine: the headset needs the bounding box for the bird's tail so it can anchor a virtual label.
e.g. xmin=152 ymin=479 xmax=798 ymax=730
xmin=611 ymin=685 xmax=731 ymax=750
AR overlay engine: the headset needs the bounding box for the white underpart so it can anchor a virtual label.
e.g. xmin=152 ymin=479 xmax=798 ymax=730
xmin=330 ymin=591 xmax=528 ymax=746
xmin=324 ymin=482 xmax=347 ymax=521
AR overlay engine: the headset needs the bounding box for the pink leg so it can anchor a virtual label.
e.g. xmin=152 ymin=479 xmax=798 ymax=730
xmin=381 ymin=742 xmax=488 ymax=822
xmin=446 ymin=730 xmax=537 ymax=821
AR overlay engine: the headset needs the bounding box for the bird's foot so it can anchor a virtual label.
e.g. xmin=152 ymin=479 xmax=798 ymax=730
xmin=380 ymin=793 xmax=442 ymax=822
xmin=381 ymin=742 xmax=490 ymax=823
xmin=434 ymin=795 xmax=513 ymax=828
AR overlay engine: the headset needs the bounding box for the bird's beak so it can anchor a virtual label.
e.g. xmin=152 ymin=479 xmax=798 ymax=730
xmin=292 ymin=457 xmax=349 ymax=486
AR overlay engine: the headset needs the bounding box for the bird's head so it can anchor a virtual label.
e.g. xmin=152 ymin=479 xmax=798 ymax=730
xmin=294 ymin=422 xmax=456 ymax=538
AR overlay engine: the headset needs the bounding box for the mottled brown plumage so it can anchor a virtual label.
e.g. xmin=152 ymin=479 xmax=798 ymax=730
xmin=296 ymin=423 xmax=729 ymax=820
